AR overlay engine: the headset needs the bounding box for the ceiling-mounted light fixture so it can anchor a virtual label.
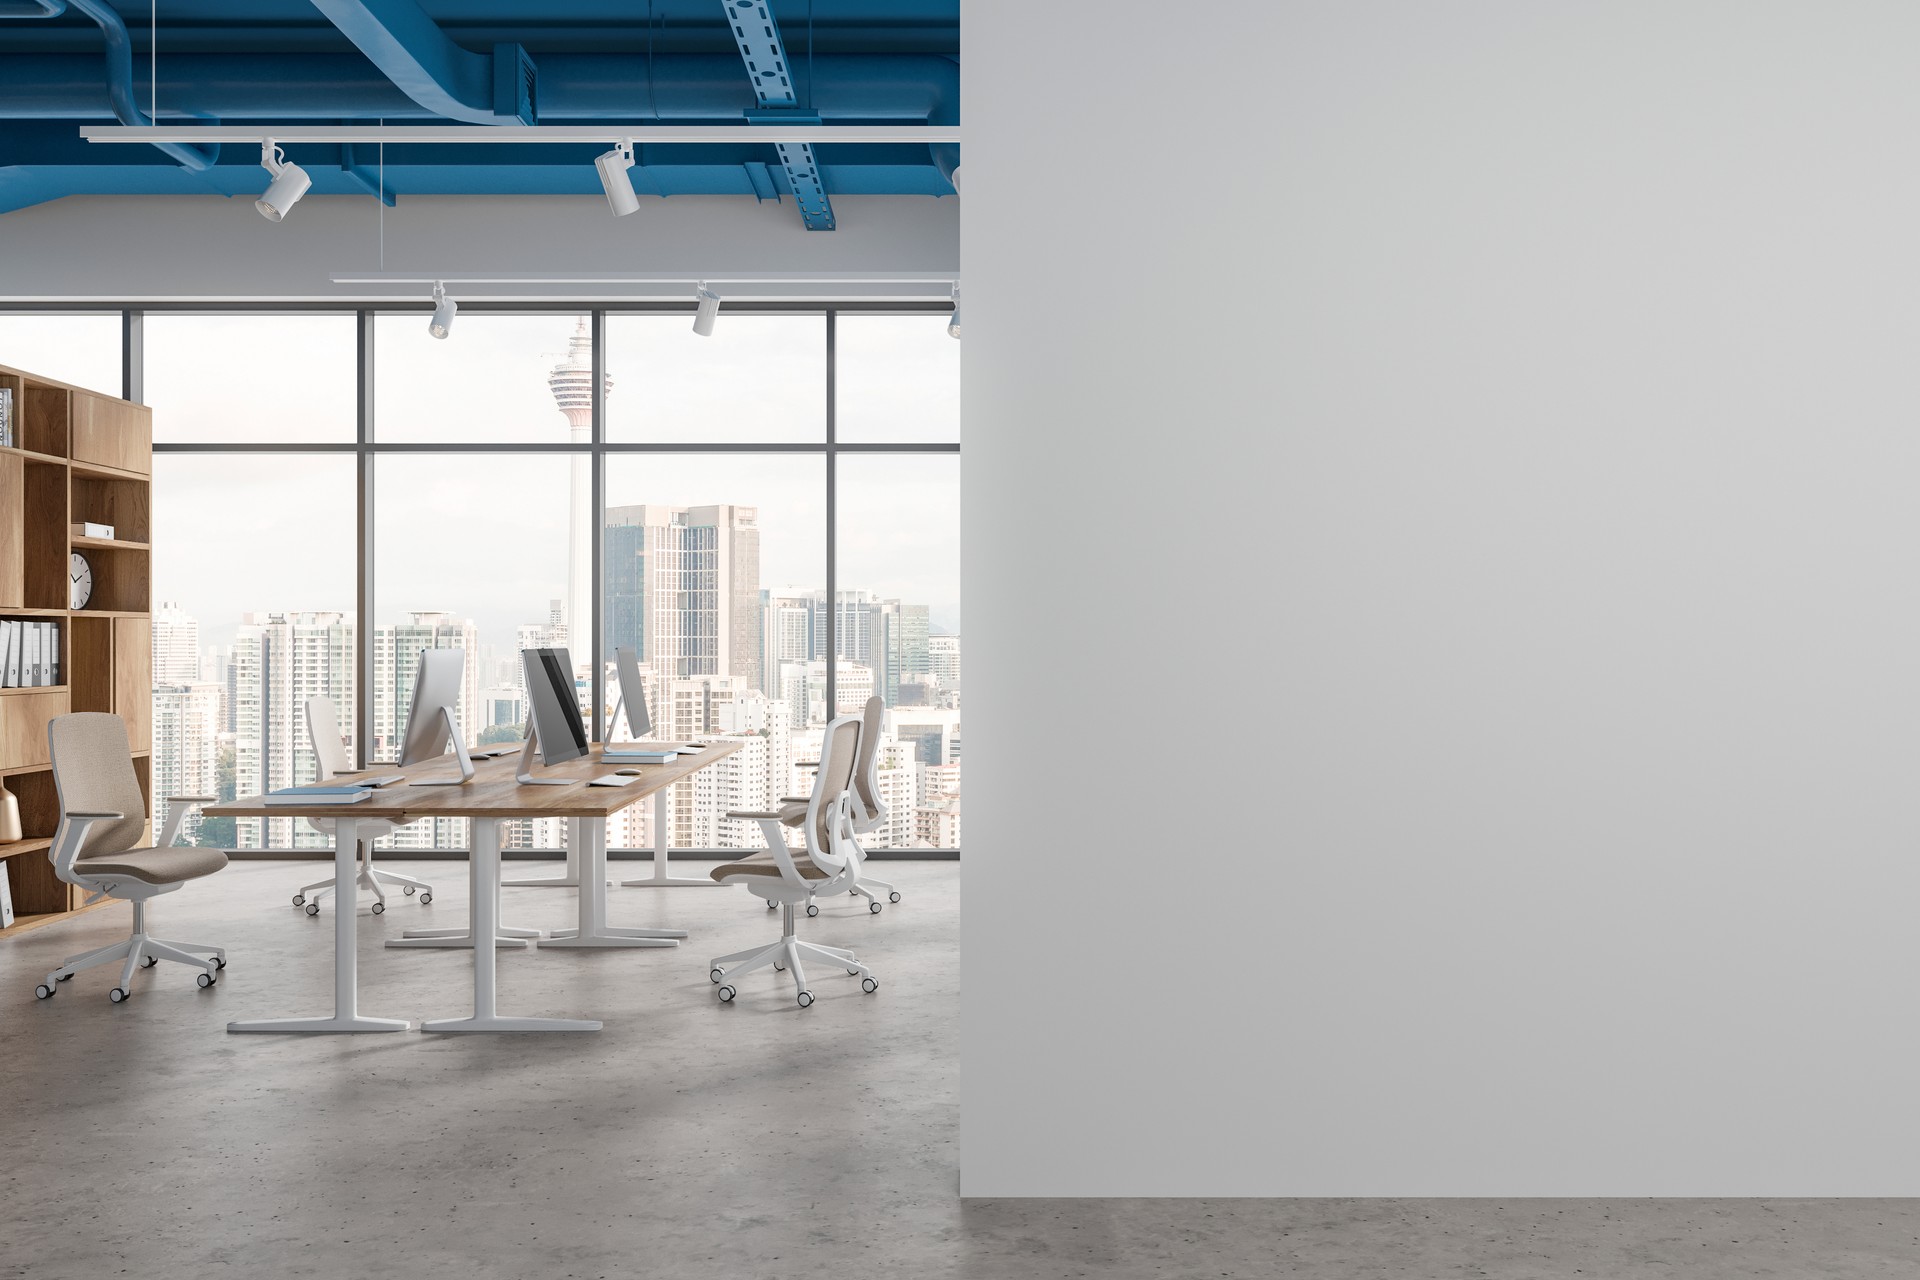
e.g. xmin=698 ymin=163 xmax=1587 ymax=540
xmin=428 ymin=281 xmax=457 ymax=339
xmin=947 ymin=284 xmax=961 ymax=339
xmin=692 ymin=283 xmax=720 ymax=337
xmin=255 ymin=139 xmax=311 ymax=222
xmin=595 ymin=139 xmax=639 ymax=217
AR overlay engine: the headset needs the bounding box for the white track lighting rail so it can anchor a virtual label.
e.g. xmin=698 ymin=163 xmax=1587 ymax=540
xmin=329 ymin=273 xmax=958 ymax=285
xmin=82 ymin=125 xmax=962 ymax=146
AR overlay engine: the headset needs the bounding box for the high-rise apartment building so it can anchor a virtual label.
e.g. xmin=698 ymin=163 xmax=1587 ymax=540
xmin=230 ymin=611 xmax=356 ymax=849
xmin=152 ymin=601 xmax=200 ymax=684
xmin=604 ymin=503 xmax=761 ymax=687
xmin=151 ymin=681 xmax=222 ymax=844
xmin=929 ymin=633 xmax=960 ymax=687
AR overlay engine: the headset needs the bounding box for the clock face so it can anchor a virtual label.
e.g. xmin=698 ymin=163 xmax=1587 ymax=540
xmin=69 ymin=552 xmax=92 ymax=610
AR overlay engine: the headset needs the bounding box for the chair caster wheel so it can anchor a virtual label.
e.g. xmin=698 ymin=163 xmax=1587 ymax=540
xmin=717 ymin=985 xmax=736 ymax=1002
xmin=796 ymin=990 xmax=814 ymax=1008
xmin=889 ymin=891 xmax=901 ymax=903
xmin=767 ymin=900 xmax=778 ymax=910
xmin=868 ymin=899 xmax=883 ymax=914
xmin=847 ymin=967 xmax=861 ymax=976
xmin=371 ymin=901 xmax=385 ymax=915
xmin=33 ymin=984 xmax=53 ymax=1000
xmin=710 ymin=968 xmax=724 ymax=983
xmin=404 ymin=885 xmax=417 ymax=895
xmin=197 ymin=971 xmax=217 ymax=988
xmin=862 ymin=977 xmax=879 ymax=993
xmin=419 ymin=892 xmax=432 ymax=905
xmin=109 ymin=988 xmax=128 ymax=1003
xmin=141 ymin=956 xmax=158 ymax=968
xmin=806 ymin=904 xmax=819 ymax=918
xmin=213 ymin=956 xmax=227 ymax=969
xmin=58 ymin=973 xmax=71 ymax=981
xmin=773 ymin=962 xmax=785 ymax=971
xmin=849 ymin=889 xmax=858 ymax=896
xmin=305 ymin=902 xmax=320 ymax=916
xmin=292 ymin=893 xmax=306 ymax=906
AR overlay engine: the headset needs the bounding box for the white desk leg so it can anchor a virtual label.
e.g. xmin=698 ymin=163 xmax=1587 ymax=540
xmin=501 ymin=819 xmax=583 ymax=888
xmin=620 ymin=787 xmax=723 ymax=888
xmin=391 ymin=831 xmax=544 ymax=948
xmin=229 ymin=816 xmax=410 ymax=1034
xmin=421 ymin=817 xmax=600 ymax=1033
xmin=544 ymin=817 xmax=683 ymax=948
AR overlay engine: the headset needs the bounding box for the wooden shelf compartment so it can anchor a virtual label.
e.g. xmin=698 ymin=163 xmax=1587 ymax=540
xmin=70 ymin=468 xmax=149 ymax=544
xmin=70 ymin=543 xmax=147 ymax=615
xmin=70 ymin=536 xmax=148 ymax=552
xmin=0 ymin=685 xmax=67 ymax=698
xmin=18 ymin=381 xmax=69 ymax=460
xmin=21 ymin=458 xmax=68 ymax=610
xmin=0 ymin=445 xmax=66 ymax=467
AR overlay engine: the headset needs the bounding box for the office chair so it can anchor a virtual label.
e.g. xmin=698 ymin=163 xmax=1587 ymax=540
xmin=33 ymin=713 xmax=228 ymax=1003
xmin=291 ymin=696 xmax=431 ymax=916
xmin=754 ymin=696 xmax=902 ymax=917
xmin=708 ymin=713 xmax=880 ymax=1008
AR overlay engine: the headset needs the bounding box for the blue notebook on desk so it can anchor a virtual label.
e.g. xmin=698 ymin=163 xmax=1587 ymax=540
xmin=263 ymin=785 xmax=373 ymax=806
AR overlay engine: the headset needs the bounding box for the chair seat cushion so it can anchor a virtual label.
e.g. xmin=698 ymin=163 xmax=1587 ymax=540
xmin=74 ymin=846 xmax=230 ymax=885
xmin=711 ymin=858 xmax=829 ymax=883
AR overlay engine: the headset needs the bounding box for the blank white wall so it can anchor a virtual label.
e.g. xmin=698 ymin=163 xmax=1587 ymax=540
xmin=0 ymin=194 xmax=955 ymax=300
xmin=963 ymin=1 xmax=1920 ymax=1194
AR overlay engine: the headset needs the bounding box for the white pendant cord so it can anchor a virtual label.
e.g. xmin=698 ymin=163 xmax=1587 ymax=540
xmin=149 ymin=0 xmax=155 ymax=122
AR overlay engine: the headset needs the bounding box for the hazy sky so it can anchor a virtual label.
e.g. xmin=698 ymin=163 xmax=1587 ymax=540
xmin=0 ymin=310 xmax=960 ymax=654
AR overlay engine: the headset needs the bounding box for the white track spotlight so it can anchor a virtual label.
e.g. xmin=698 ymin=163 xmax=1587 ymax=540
xmin=947 ymin=284 xmax=960 ymax=339
xmin=595 ymin=139 xmax=639 ymax=216
xmin=255 ymin=140 xmax=311 ymax=222
xmin=692 ymin=283 xmax=720 ymax=337
xmin=428 ymin=282 xmax=457 ymax=339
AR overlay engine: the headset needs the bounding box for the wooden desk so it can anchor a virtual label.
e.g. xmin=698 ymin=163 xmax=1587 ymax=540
xmin=205 ymin=740 xmax=741 ymax=1034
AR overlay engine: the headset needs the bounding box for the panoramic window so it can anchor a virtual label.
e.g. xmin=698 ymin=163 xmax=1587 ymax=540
xmin=137 ymin=306 xmax=957 ymax=853
xmin=0 ymin=312 xmax=123 ymax=396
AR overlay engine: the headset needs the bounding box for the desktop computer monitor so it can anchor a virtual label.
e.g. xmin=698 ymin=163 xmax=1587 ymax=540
xmin=611 ymin=645 xmax=652 ymax=741
xmin=523 ymin=647 xmax=588 ymax=766
xmin=398 ymin=648 xmax=467 ymax=767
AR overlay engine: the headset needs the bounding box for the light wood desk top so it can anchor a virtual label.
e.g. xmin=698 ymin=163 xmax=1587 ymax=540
xmin=204 ymin=740 xmax=742 ymax=821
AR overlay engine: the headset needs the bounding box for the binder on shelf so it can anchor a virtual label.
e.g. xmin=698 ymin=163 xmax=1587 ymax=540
xmin=45 ymin=621 xmax=58 ymax=686
xmin=0 ymin=621 xmax=13 ymax=687
xmin=0 ymin=386 xmax=12 ymax=449
xmin=21 ymin=623 xmax=36 ymax=688
xmin=0 ymin=860 xmax=13 ymax=929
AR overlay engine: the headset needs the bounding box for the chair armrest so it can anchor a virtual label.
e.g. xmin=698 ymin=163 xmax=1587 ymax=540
xmin=159 ymin=796 xmax=215 ymax=848
xmin=727 ymin=810 xmax=787 ymax=820
xmin=52 ymin=812 xmax=124 ymax=878
xmin=780 ymin=796 xmax=809 ymax=804
xmin=65 ymin=810 xmax=125 ymax=821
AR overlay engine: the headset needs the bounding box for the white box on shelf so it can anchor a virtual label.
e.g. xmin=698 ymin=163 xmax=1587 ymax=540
xmin=70 ymin=522 xmax=115 ymax=540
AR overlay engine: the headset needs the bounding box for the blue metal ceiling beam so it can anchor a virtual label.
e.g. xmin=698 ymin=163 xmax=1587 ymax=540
xmin=724 ymin=0 xmax=834 ymax=230
xmin=54 ymin=0 xmax=219 ymax=172
xmin=307 ymin=0 xmax=537 ymax=125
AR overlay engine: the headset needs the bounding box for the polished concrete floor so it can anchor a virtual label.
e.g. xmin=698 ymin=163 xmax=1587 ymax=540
xmin=4 ymin=862 xmax=1918 ymax=1279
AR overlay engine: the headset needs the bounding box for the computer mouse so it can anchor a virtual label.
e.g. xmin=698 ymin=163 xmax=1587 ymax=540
xmin=615 ymin=768 xmax=642 ymax=776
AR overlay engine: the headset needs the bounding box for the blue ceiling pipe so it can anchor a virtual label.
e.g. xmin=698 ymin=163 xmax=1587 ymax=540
xmin=0 ymin=1 xmax=66 ymax=17
xmin=54 ymin=0 xmax=218 ymax=172
xmin=306 ymin=0 xmax=536 ymax=125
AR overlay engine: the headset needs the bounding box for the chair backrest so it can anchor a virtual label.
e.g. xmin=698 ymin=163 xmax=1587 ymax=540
xmin=851 ymin=695 xmax=886 ymax=826
xmin=47 ymin=713 xmax=147 ymax=862
xmin=306 ymin=696 xmax=351 ymax=780
xmin=808 ymin=715 xmax=863 ymax=858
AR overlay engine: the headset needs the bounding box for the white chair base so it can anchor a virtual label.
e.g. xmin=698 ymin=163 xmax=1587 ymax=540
xmin=35 ymin=900 xmax=226 ymax=1002
xmin=710 ymin=899 xmax=878 ymax=1008
xmin=295 ymin=850 xmax=433 ymax=915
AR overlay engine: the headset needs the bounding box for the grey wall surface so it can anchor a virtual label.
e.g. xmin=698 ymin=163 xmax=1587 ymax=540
xmin=962 ymin=1 xmax=1920 ymax=1194
xmin=0 ymin=194 xmax=956 ymax=300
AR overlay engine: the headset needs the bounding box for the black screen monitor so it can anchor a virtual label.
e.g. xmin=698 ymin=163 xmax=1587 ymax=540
xmin=523 ymin=647 xmax=588 ymax=766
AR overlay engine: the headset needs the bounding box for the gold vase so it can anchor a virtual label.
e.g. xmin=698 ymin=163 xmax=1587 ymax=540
xmin=0 ymin=779 xmax=20 ymax=843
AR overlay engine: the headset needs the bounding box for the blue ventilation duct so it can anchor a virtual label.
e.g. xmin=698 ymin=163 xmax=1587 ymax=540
xmin=56 ymin=0 xmax=218 ymax=172
xmin=307 ymin=0 xmax=537 ymax=126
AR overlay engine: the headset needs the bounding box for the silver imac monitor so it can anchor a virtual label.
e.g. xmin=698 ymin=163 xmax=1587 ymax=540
xmin=610 ymin=645 xmax=652 ymax=742
xmin=400 ymin=648 xmax=474 ymax=784
xmin=518 ymin=647 xmax=590 ymax=784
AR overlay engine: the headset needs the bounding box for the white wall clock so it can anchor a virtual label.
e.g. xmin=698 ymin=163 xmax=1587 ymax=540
xmin=69 ymin=551 xmax=92 ymax=610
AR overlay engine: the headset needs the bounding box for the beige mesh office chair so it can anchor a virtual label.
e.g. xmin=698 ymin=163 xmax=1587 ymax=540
xmin=33 ymin=713 xmax=228 ymax=1003
xmin=291 ymin=696 xmax=431 ymax=916
xmin=757 ymin=696 xmax=902 ymax=917
xmin=708 ymin=713 xmax=880 ymax=1008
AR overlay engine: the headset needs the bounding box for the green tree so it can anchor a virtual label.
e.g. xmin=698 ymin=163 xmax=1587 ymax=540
xmin=478 ymin=723 xmax=524 ymax=746
xmin=196 ymin=743 xmax=238 ymax=848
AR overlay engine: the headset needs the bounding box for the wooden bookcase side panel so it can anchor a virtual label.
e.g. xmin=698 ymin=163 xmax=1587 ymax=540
xmin=71 ymin=394 xmax=150 ymax=476
xmin=114 ymin=616 xmax=151 ymax=753
xmin=21 ymin=461 xmax=67 ymax=610
xmin=0 ymin=453 xmax=21 ymax=608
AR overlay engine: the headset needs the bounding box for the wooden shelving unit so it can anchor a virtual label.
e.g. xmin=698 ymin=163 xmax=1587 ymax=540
xmin=0 ymin=360 xmax=150 ymax=937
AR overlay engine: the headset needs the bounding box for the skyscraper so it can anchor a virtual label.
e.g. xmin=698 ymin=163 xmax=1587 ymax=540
xmin=604 ymin=503 xmax=762 ymax=686
xmin=152 ymin=600 xmax=200 ymax=684
xmin=548 ymin=317 xmax=610 ymax=654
